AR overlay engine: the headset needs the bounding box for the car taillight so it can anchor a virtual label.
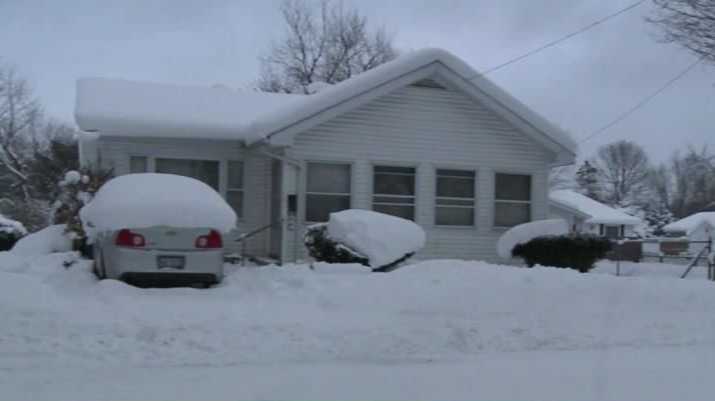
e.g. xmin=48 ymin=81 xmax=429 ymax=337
xmin=115 ymin=229 xmax=145 ymax=247
xmin=195 ymin=230 xmax=222 ymax=249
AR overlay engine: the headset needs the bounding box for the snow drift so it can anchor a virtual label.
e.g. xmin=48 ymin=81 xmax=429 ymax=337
xmin=497 ymin=219 xmax=569 ymax=259
xmin=11 ymin=225 xmax=72 ymax=256
xmin=80 ymin=173 xmax=237 ymax=239
xmin=326 ymin=209 xmax=426 ymax=268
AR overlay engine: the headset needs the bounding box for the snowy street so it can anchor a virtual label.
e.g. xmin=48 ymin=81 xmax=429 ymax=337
xmin=2 ymin=253 xmax=715 ymax=400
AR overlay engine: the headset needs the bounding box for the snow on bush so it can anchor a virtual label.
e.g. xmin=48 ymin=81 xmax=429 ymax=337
xmin=497 ymin=219 xmax=569 ymax=259
xmin=325 ymin=209 xmax=426 ymax=268
xmin=0 ymin=213 xmax=27 ymax=251
xmin=11 ymin=224 xmax=73 ymax=256
xmin=80 ymin=173 xmax=237 ymax=240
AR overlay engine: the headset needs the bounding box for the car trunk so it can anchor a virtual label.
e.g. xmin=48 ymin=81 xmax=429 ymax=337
xmin=127 ymin=226 xmax=217 ymax=251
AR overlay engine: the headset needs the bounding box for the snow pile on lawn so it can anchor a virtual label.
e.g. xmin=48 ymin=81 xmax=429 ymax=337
xmin=0 ymin=213 xmax=27 ymax=236
xmin=326 ymin=209 xmax=426 ymax=267
xmin=497 ymin=219 xmax=568 ymax=259
xmin=3 ymin=257 xmax=715 ymax=371
xmin=663 ymin=212 xmax=715 ymax=235
xmin=549 ymin=189 xmax=641 ymax=225
xmin=80 ymin=173 xmax=237 ymax=239
xmin=11 ymin=225 xmax=72 ymax=256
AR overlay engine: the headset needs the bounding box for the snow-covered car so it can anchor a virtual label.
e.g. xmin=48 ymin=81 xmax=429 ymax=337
xmin=80 ymin=173 xmax=237 ymax=286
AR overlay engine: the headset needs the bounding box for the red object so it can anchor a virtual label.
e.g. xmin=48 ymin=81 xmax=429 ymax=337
xmin=195 ymin=230 xmax=222 ymax=249
xmin=115 ymin=229 xmax=146 ymax=247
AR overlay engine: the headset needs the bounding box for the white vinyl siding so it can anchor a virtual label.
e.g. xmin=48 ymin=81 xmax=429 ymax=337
xmin=287 ymin=82 xmax=555 ymax=262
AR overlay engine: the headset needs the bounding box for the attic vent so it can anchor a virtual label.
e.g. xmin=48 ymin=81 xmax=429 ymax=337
xmin=411 ymin=79 xmax=446 ymax=89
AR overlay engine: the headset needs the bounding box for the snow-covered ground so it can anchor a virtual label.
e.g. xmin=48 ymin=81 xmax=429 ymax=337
xmin=2 ymin=252 xmax=715 ymax=400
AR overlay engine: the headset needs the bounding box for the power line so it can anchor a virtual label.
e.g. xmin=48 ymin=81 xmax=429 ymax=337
xmin=468 ymin=0 xmax=646 ymax=78
xmin=579 ymin=57 xmax=704 ymax=144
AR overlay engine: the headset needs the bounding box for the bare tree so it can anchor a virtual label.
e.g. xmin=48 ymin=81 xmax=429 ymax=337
xmin=649 ymin=0 xmax=715 ymax=63
xmin=670 ymin=145 xmax=715 ymax=217
xmin=259 ymin=0 xmax=397 ymax=93
xmin=0 ymin=62 xmax=42 ymax=201
xmin=594 ymin=140 xmax=652 ymax=206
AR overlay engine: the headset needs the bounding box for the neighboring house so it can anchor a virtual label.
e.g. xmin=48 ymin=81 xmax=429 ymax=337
xmin=75 ymin=48 xmax=577 ymax=263
xmin=663 ymin=212 xmax=715 ymax=254
xmin=549 ymin=190 xmax=641 ymax=238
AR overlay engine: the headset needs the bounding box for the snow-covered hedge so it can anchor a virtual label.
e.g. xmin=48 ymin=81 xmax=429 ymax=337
xmin=512 ymin=235 xmax=612 ymax=273
xmin=497 ymin=219 xmax=569 ymax=259
xmin=10 ymin=225 xmax=73 ymax=256
xmin=305 ymin=210 xmax=426 ymax=271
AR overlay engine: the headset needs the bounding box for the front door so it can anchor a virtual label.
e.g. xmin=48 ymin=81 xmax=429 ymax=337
xmin=269 ymin=160 xmax=283 ymax=259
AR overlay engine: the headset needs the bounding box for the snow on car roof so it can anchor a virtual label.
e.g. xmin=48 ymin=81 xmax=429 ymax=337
xmin=549 ymin=190 xmax=641 ymax=226
xmin=75 ymin=48 xmax=577 ymax=154
xmin=80 ymin=173 xmax=237 ymax=237
xmin=663 ymin=212 xmax=715 ymax=235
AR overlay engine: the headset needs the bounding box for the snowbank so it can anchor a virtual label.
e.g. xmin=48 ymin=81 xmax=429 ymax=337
xmin=497 ymin=219 xmax=568 ymax=259
xmin=326 ymin=209 xmax=425 ymax=267
xmin=0 ymin=213 xmax=27 ymax=236
xmin=80 ymin=173 xmax=237 ymax=238
xmin=11 ymin=225 xmax=72 ymax=256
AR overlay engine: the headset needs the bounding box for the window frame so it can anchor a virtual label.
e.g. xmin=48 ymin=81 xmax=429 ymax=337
xmin=371 ymin=164 xmax=417 ymax=221
xmin=226 ymin=160 xmax=245 ymax=219
xmin=304 ymin=161 xmax=353 ymax=223
xmin=493 ymin=171 xmax=533 ymax=229
xmin=434 ymin=168 xmax=477 ymax=227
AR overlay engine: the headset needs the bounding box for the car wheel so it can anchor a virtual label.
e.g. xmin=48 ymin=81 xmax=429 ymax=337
xmin=93 ymin=247 xmax=107 ymax=279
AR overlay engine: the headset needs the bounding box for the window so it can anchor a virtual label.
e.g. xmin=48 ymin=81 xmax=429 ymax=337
xmin=373 ymin=166 xmax=416 ymax=220
xmin=602 ymin=225 xmax=623 ymax=239
xmin=129 ymin=156 xmax=147 ymax=173
xmin=494 ymin=173 xmax=531 ymax=227
xmin=227 ymin=161 xmax=244 ymax=218
xmin=155 ymin=158 xmax=219 ymax=191
xmin=435 ymin=169 xmax=475 ymax=226
xmin=306 ymin=162 xmax=351 ymax=222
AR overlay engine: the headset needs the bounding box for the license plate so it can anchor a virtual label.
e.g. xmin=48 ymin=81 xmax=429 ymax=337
xmin=157 ymin=256 xmax=185 ymax=270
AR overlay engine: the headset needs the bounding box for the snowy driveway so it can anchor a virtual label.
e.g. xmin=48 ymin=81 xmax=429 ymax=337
xmin=2 ymin=253 xmax=715 ymax=400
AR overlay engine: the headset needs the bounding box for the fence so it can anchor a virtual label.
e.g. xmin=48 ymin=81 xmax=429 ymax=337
xmin=609 ymin=237 xmax=714 ymax=281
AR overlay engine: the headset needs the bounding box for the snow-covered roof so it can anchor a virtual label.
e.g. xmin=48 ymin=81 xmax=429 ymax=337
xmin=75 ymin=78 xmax=304 ymax=142
xmin=663 ymin=212 xmax=715 ymax=235
xmin=549 ymin=190 xmax=641 ymax=226
xmin=75 ymin=48 xmax=577 ymax=154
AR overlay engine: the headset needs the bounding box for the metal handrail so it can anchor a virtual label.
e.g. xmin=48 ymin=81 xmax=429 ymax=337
xmin=234 ymin=219 xmax=284 ymax=266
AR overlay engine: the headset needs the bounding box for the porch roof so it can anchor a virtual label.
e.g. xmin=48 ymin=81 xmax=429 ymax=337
xmin=549 ymin=190 xmax=641 ymax=226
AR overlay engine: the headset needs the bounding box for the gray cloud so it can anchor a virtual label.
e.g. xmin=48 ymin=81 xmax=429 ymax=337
xmin=1 ymin=0 xmax=712 ymax=161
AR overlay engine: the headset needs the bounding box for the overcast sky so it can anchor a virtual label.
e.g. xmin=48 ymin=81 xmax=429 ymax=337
xmin=1 ymin=0 xmax=712 ymax=161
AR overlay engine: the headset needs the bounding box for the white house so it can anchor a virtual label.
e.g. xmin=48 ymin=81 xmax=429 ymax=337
xmin=75 ymin=48 xmax=577 ymax=263
xmin=549 ymin=190 xmax=641 ymax=238
xmin=663 ymin=212 xmax=715 ymax=254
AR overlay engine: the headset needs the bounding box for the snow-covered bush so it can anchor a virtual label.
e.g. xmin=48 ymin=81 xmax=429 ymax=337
xmin=497 ymin=219 xmax=569 ymax=259
xmin=304 ymin=209 xmax=426 ymax=272
xmin=304 ymin=224 xmax=369 ymax=266
xmin=512 ymin=235 xmax=612 ymax=273
xmin=51 ymin=167 xmax=113 ymax=248
xmin=0 ymin=213 xmax=27 ymax=251
xmin=10 ymin=224 xmax=73 ymax=256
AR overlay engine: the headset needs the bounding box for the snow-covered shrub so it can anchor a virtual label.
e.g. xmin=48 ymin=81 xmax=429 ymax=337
xmin=51 ymin=167 xmax=113 ymax=249
xmin=304 ymin=210 xmax=426 ymax=272
xmin=497 ymin=219 xmax=569 ymax=259
xmin=10 ymin=224 xmax=73 ymax=256
xmin=304 ymin=224 xmax=369 ymax=266
xmin=0 ymin=213 xmax=27 ymax=251
xmin=512 ymin=235 xmax=612 ymax=273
